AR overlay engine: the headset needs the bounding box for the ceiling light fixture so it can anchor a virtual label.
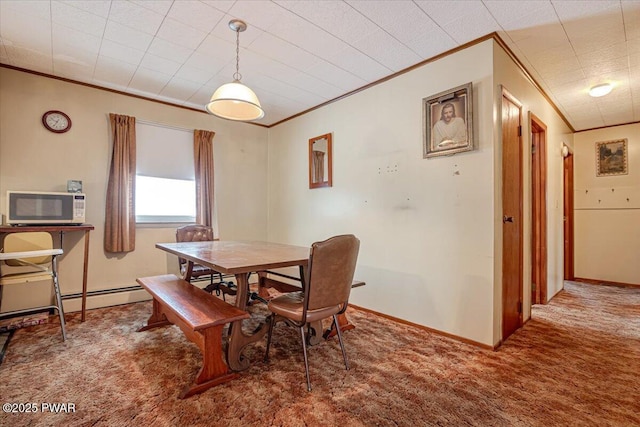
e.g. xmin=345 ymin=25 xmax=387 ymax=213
xmin=588 ymin=83 xmax=612 ymax=98
xmin=205 ymin=20 xmax=264 ymax=121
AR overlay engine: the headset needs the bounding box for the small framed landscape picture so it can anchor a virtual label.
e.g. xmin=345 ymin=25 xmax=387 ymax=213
xmin=596 ymin=138 xmax=628 ymax=176
xmin=423 ymin=82 xmax=473 ymax=158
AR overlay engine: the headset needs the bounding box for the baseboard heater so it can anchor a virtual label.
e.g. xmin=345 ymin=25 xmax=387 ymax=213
xmin=61 ymin=285 xmax=143 ymax=300
xmin=60 ymin=275 xmax=239 ymax=300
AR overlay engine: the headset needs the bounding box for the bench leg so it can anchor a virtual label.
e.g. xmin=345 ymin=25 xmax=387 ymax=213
xmin=138 ymin=299 xmax=171 ymax=331
xmin=180 ymin=326 xmax=239 ymax=399
xmin=136 ymin=292 xmax=240 ymax=398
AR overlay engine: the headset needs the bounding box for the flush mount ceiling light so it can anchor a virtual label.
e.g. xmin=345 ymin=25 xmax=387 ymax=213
xmin=205 ymin=19 xmax=264 ymax=121
xmin=589 ymin=83 xmax=613 ymax=97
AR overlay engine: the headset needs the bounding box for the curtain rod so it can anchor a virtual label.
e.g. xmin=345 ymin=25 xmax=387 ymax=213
xmin=136 ymin=118 xmax=195 ymax=133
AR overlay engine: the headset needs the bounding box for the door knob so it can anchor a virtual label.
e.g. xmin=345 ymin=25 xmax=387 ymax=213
xmin=503 ymin=215 xmax=514 ymax=223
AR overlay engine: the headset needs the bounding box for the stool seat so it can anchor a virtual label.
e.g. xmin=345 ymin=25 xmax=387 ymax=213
xmin=0 ymin=232 xmax=66 ymax=341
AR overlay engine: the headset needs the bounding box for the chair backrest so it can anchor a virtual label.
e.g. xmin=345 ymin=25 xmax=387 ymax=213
xmin=3 ymin=232 xmax=54 ymax=266
xmin=306 ymin=234 xmax=360 ymax=312
xmin=175 ymin=224 xmax=214 ymax=267
xmin=176 ymin=224 xmax=214 ymax=243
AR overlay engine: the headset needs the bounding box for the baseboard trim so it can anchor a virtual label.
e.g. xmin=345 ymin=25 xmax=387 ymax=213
xmin=61 ymin=284 xmax=498 ymax=350
xmin=348 ymin=303 xmax=495 ymax=350
xmin=572 ymin=277 xmax=639 ymax=289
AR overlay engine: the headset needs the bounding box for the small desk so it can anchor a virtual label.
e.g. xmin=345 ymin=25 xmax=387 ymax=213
xmin=156 ymin=240 xmax=310 ymax=371
xmin=0 ymin=225 xmax=94 ymax=322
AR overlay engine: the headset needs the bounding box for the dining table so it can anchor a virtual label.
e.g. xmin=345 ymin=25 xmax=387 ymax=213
xmin=155 ymin=240 xmax=312 ymax=371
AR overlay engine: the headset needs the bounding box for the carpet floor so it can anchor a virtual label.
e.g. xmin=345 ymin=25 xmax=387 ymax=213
xmin=0 ymin=281 xmax=638 ymax=426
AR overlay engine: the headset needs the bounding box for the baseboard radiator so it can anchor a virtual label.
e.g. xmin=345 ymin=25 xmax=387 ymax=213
xmin=61 ymin=275 xmax=240 ymax=313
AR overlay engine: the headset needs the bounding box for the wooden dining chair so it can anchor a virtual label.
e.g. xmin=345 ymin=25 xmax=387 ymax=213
xmin=264 ymin=234 xmax=360 ymax=391
xmin=175 ymin=224 xmax=236 ymax=299
xmin=0 ymin=232 xmax=66 ymax=341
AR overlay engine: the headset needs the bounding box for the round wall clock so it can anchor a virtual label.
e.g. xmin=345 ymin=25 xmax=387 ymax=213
xmin=42 ymin=110 xmax=72 ymax=133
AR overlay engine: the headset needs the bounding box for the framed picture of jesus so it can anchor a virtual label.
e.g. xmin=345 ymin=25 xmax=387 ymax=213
xmin=423 ymin=83 xmax=473 ymax=159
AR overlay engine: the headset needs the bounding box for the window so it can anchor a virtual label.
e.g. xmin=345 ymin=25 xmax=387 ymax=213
xmin=136 ymin=122 xmax=195 ymax=224
xmin=135 ymin=176 xmax=195 ymax=223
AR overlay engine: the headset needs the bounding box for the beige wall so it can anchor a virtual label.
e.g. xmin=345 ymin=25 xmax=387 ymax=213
xmin=0 ymin=67 xmax=269 ymax=312
xmin=492 ymin=44 xmax=574 ymax=334
xmin=573 ymin=123 xmax=640 ymax=285
xmin=267 ymin=39 xmax=573 ymax=347
xmin=1 ymin=37 xmax=600 ymax=346
xmin=268 ymin=40 xmax=498 ymax=346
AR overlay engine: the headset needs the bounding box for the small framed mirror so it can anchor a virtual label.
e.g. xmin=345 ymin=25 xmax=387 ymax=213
xmin=309 ymin=133 xmax=332 ymax=189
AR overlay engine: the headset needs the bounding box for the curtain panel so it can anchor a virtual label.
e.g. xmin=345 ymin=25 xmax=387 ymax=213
xmin=105 ymin=113 xmax=136 ymax=253
xmin=194 ymin=130 xmax=215 ymax=228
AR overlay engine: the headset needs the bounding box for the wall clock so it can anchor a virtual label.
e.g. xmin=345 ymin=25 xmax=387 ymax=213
xmin=42 ymin=110 xmax=72 ymax=133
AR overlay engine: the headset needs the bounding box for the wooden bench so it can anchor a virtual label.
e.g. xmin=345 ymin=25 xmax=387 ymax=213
xmin=136 ymin=274 xmax=250 ymax=398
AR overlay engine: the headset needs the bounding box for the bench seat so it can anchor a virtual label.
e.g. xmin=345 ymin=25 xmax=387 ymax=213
xmin=137 ymin=274 xmax=249 ymax=398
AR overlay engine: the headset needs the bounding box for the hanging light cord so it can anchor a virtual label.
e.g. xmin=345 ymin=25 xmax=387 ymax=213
xmin=233 ymin=28 xmax=242 ymax=82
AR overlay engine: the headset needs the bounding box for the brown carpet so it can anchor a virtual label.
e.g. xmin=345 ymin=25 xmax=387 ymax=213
xmin=1 ymin=281 xmax=638 ymax=426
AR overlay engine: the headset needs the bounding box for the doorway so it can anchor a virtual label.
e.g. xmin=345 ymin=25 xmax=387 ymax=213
xmin=563 ymin=148 xmax=575 ymax=280
xmin=530 ymin=114 xmax=548 ymax=305
xmin=501 ymin=87 xmax=523 ymax=341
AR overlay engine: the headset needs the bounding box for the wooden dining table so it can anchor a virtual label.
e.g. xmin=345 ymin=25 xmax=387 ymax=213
xmin=155 ymin=240 xmax=311 ymax=371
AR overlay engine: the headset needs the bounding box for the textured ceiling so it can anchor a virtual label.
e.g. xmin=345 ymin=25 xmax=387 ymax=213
xmin=0 ymin=0 xmax=638 ymax=130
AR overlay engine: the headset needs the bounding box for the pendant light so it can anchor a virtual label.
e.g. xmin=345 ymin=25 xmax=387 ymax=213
xmin=206 ymin=20 xmax=264 ymax=121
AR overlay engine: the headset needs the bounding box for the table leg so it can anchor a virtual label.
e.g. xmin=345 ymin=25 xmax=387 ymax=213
xmin=183 ymin=261 xmax=194 ymax=282
xmin=323 ymin=312 xmax=355 ymax=339
xmin=308 ymin=321 xmax=324 ymax=345
xmin=257 ymin=271 xmax=270 ymax=299
xmin=81 ymin=230 xmax=91 ymax=322
xmin=226 ymin=272 xmax=268 ymax=371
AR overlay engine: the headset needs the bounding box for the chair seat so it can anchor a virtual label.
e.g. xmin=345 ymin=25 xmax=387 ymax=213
xmin=180 ymin=264 xmax=218 ymax=277
xmin=0 ymin=271 xmax=52 ymax=285
xmin=184 ymin=264 xmax=216 ymax=277
xmin=268 ymin=291 xmax=341 ymax=323
xmin=0 ymin=248 xmax=63 ymax=261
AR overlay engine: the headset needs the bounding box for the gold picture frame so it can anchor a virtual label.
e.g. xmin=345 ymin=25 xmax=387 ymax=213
xmin=423 ymin=82 xmax=473 ymax=158
xmin=596 ymin=138 xmax=628 ymax=176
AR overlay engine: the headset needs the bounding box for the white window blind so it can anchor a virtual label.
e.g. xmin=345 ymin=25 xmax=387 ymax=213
xmin=135 ymin=122 xmax=195 ymax=223
xmin=136 ymin=122 xmax=194 ymax=180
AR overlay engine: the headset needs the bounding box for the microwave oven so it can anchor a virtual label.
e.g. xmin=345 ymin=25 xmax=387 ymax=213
xmin=6 ymin=191 xmax=86 ymax=225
